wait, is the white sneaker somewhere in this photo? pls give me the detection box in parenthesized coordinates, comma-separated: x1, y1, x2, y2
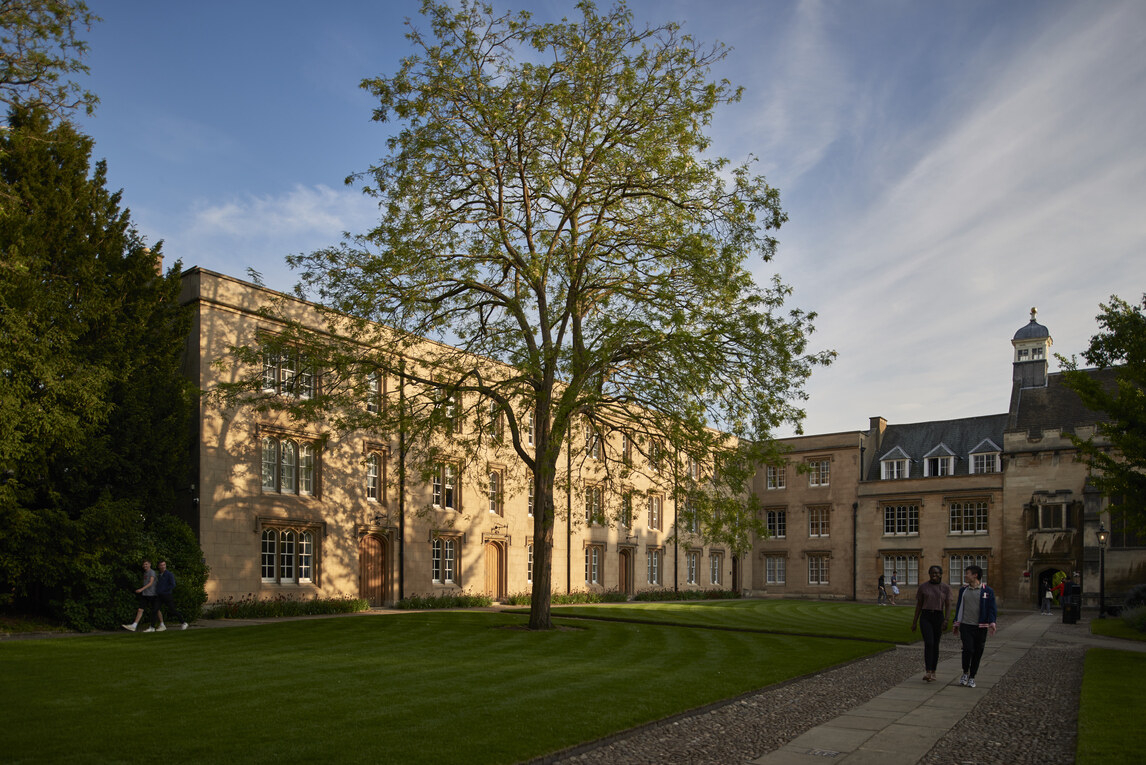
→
(122, 623, 137, 632)
(959, 674, 969, 686)
(157, 624, 167, 632)
(144, 627, 156, 633)
(181, 623, 189, 630)
(968, 678, 976, 688)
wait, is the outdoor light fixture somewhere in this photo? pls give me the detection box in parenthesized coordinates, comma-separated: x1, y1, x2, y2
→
(1097, 522, 1109, 619)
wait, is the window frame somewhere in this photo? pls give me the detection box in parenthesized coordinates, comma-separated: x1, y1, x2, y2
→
(807, 458, 830, 487)
(261, 433, 318, 497)
(764, 555, 786, 585)
(259, 522, 321, 585)
(648, 493, 663, 531)
(432, 535, 460, 584)
(807, 554, 830, 585)
(949, 499, 989, 535)
(766, 464, 786, 490)
(882, 503, 920, 536)
(808, 505, 831, 538)
(765, 507, 786, 539)
(432, 463, 460, 511)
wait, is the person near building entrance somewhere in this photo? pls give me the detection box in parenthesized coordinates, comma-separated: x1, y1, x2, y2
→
(890, 572, 900, 605)
(1041, 582, 1054, 615)
(912, 565, 951, 682)
(952, 564, 997, 688)
(877, 574, 888, 605)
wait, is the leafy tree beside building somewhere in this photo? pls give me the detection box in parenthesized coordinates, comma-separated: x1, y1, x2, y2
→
(1061, 295, 1146, 534)
(234, 2, 830, 629)
(0, 107, 205, 629)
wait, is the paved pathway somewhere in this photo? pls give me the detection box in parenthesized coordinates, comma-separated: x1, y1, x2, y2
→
(747, 613, 1139, 765)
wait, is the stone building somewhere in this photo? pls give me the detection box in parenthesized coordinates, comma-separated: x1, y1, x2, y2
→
(181, 269, 1142, 609)
(181, 268, 738, 604)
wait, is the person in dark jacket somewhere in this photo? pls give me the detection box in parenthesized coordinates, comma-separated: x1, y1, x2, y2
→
(155, 560, 189, 631)
(952, 564, 997, 688)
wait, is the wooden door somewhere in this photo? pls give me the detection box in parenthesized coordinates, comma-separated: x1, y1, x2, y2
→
(359, 535, 387, 606)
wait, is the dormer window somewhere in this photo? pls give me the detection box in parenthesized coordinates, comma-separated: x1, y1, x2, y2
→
(922, 444, 956, 477)
(879, 446, 911, 480)
(1017, 348, 1029, 360)
(969, 439, 1002, 474)
(882, 459, 907, 480)
(1031, 347, 1044, 359)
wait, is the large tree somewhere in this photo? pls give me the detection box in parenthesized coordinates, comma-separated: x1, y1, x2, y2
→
(249, 1, 829, 629)
(0, 0, 98, 123)
(1060, 295, 1146, 533)
(0, 106, 205, 628)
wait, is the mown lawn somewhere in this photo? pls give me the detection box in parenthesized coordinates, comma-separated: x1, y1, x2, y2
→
(1076, 648, 1146, 764)
(545, 597, 919, 643)
(0, 606, 896, 764)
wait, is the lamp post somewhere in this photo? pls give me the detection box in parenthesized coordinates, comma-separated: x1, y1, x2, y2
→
(1097, 522, 1109, 619)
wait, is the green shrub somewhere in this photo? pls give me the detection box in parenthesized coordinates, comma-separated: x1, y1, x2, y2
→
(633, 588, 741, 601)
(395, 592, 493, 609)
(1123, 583, 1146, 611)
(203, 594, 369, 619)
(1121, 605, 1146, 634)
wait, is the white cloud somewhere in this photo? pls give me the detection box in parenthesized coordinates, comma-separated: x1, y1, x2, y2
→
(161, 185, 380, 293)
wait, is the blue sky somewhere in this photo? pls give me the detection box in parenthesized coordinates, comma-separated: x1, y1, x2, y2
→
(76, 1, 1146, 437)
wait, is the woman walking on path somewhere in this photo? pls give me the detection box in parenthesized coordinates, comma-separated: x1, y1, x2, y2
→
(911, 565, 951, 682)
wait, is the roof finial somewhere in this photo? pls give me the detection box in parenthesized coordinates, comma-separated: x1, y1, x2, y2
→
(1030, 306, 1038, 322)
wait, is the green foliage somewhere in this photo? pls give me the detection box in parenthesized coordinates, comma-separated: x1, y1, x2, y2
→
(230, 0, 830, 630)
(0, 0, 99, 122)
(1060, 294, 1146, 533)
(395, 592, 493, 609)
(1121, 606, 1146, 634)
(203, 594, 369, 619)
(1123, 582, 1146, 611)
(633, 588, 741, 601)
(504, 589, 631, 605)
(0, 106, 202, 628)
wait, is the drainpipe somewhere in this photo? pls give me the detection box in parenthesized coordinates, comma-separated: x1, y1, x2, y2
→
(567, 425, 572, 594)
(398, 361, 407, 601)
(852, 502, 859, 602)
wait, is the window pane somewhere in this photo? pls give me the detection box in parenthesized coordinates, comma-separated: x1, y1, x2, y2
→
(280, 530, 295, 581)
(299, 532, 313, 582)
(261, 529, 276, 581)
(281, 441, 297, 494)
(299, 444, 314, 495)
(262, 438, 278, 490)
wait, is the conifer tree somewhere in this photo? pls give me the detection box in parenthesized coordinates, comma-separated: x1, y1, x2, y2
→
(0, 106, 204, 628)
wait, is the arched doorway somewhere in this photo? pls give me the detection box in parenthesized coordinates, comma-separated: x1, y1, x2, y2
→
(1038, 567, 1065, 608)
(359, 534, 388, 606)
(618, 549, 633, 597)
(484, 541, 506, 601)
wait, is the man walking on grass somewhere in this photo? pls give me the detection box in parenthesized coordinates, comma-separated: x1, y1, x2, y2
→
(952, 564, 997, 688)
(154, 560, 189, 631)
(122, 560, 159, 632)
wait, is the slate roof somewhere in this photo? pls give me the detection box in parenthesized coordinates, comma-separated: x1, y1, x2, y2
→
(1009, 368, 1116, 436)
(1013, 317, 1050, 340)
(866, 413, 1009, 481)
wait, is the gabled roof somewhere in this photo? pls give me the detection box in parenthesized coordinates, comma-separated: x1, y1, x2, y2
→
(969, 438, 1001, 454)
(866, 413, 1008, 481)
(880, 446, 911, 461)
(922, 443, 956, 459)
